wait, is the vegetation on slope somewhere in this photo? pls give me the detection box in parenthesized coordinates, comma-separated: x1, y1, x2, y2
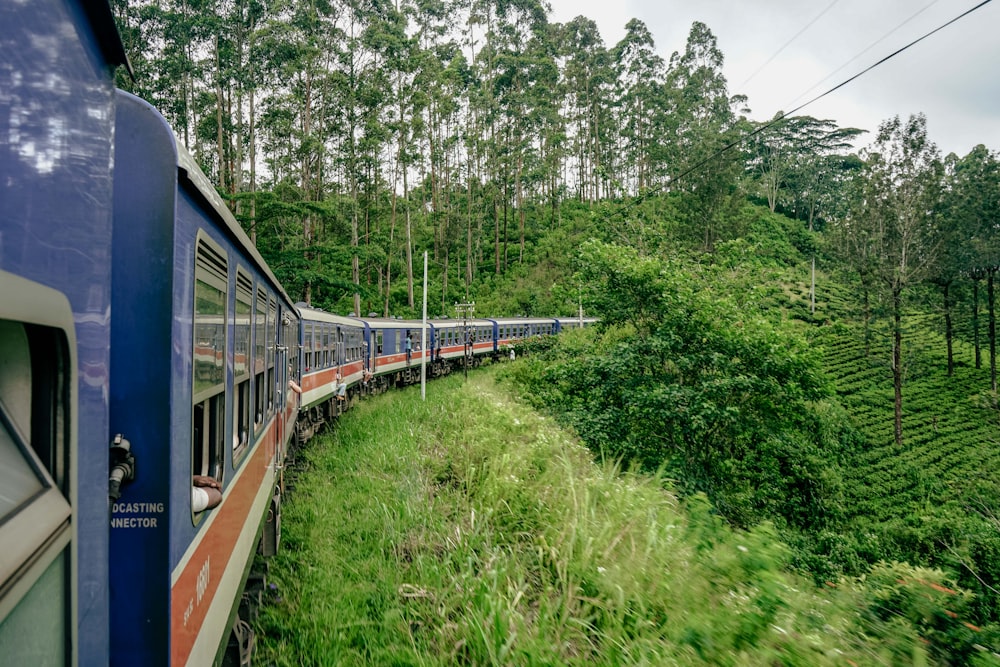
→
(257, 368, 991, 665)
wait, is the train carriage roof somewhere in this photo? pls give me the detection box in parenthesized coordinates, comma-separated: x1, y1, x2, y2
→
(175, 142, 296, 312)
(296, 304, 366, 328)
(490, 317, 558, 325)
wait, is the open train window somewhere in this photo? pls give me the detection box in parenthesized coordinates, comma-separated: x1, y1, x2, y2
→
(233, 268, 252, 462)
(304, 322, 313, 371)
(192, 234, 228, 516)
(0, 272, 75, 664)
(267, 297, 276, 416)
(284, 313, 299, 391)
(254, 287, 267, 434)
(323, 325, 331, 368)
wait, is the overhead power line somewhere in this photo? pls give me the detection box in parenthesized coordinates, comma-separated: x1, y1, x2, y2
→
(658, 0, 995, 197)
(779, 0, 944, 113)
(737, 0, 840, 91)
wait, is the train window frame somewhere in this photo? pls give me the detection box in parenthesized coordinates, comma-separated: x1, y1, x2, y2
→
(267, 296, 276, 417)
(254, 286, 267, 435)
(192, 233, 228, 519)
(233, 268, 252, 464)
(304, 322, 313, 371)
(0, 271, 76, 663)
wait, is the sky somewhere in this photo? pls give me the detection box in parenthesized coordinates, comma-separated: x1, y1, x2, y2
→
(545, 0, 1000, 158)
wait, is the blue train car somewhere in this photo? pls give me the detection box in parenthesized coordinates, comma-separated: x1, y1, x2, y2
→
(555, 316, 597, 332)
(427, 317, 496, 369)
(109, 90, 299, 666)
(492, 317, 559, 349)
(356, 317, 429, 387)
(295, 306, 366, 443)
(0, 0, 128, 663)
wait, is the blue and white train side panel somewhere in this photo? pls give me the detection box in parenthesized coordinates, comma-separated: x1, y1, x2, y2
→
(0, 0, 127, 664)
(110, 90, 298, 666)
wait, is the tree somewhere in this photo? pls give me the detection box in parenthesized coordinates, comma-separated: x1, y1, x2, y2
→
(611, 19, 666, 195)
(662, 21, 745, 252)
(748, 114, 864, 225)
(947, 146, 1000, 385)
(849, 114, 944, 446)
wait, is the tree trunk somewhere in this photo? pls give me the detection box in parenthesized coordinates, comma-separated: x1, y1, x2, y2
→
(990, 270, 997, 392)
(973, 278, 982, 369)
(943, 281, 954, 377)
(215, 35, 226, 193)
(892, 286, 903, 448)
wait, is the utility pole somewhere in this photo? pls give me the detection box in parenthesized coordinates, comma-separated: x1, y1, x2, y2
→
(455, 302, 475, 380)
(421, 252, 428, 400)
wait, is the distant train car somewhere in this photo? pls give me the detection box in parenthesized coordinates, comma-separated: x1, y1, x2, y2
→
(294, 306, 366, 444)
(492, 317, 559, 350)
(555, 316, 599, 332)
(428, 317, 497, 369)
(0, 0, 128, 663)
(108, 90, 299, 666)
(357, 317, 430, 386)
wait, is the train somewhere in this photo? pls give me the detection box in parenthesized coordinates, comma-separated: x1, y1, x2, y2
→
(0, 1, 592, 665)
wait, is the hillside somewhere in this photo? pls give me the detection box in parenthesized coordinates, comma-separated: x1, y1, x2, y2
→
(256, 368, 979, 665)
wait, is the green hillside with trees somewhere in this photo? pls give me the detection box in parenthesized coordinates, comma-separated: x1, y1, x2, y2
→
(111, 1, 1000, 661)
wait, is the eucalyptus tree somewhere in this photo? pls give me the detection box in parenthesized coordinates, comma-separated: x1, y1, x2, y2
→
(409, 0, 463, 305)
(662, 21, 745, 252)
(950, 145, 1000, 386)
(611, 19, 666, 196)
(112, 0, 211, 147)
(934, 150, 987, 376)
(253, 0, 346, 305)
(557, 16, 612, 203)
(492, 0, 555, 266)
(849, 114, 944, 446)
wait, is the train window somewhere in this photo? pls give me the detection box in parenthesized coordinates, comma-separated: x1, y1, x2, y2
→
(327, 325, 334, 366)
(233, 269, 252, 460)
(323, 325, 331, 368)
(254, 287, 267, 432)
(376, 331, 383, 355)
(285, 314, 299, 390)
(0, 273, 75, 664)
(267, 297, 276, 416)
(192, 235, 227, 503)
(304, 322, 313, 371)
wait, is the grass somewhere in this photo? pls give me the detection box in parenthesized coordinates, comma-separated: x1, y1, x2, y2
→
(254, 364, 950, 666)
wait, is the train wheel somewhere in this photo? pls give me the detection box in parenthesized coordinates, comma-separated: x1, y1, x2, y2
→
(221, 615, 255, 667)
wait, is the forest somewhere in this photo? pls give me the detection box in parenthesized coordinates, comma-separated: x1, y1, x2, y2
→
(113, 0, 1000, 661)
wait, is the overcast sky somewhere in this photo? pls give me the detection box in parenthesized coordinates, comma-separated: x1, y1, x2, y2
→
(545, 0, 1000, 158)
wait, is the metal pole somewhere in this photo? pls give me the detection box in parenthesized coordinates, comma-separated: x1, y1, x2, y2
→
(421, 251, 428, 400)
(454, 302, 475, 381)
(811, 255, 816, 316)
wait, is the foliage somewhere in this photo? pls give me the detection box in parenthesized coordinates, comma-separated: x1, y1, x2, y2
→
(508, 240, 844, 531)
(256, 367, 983, 665)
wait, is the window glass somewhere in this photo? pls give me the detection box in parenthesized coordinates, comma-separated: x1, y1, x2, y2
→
(0, 416, 44, 521)
(0, 550, 67, 664)
(254, 288, 267, 427)
(193, 279, 225, 397)
(192, 235, 228, 498)
(0, 282, 73, 662)
(234, 271, 251, 381)
(267, 298, 276, 414)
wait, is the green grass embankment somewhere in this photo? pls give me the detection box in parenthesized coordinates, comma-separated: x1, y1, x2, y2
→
(255, 365, 966, 666)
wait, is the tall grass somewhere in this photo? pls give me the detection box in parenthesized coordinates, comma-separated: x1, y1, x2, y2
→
(255, 365, 955, 665)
